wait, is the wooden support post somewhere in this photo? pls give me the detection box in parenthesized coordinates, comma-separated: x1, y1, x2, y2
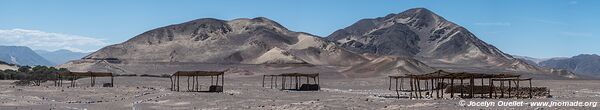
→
(424, 79, 428, 97)
(221, 74, 224, 87)
(295, 76, 299, 90)
(395, 78, 399, 99)
(192, 76, 196, 91)
(529, 79, 532, 99)
(516, 80, 520, 98)
(306, 77, 309, 84)
(271, 76, 274, 88)
(435, 78, 439, 99)
(489, 78, 493, 98)
(508, 80, 511, 98)
(90, 76, 93, 87)
(417, 79, 422, 98)
(409, 78, 414, 99)
(57, 75, 60, 87)
(500, 81, 504, 98)
(414, 79, 419, 98)
(460, 78, 464, 97)
(187, 76, 190, 91)
(317, 75, 320, 85)
(450, 78, 454, 98)
(470, 77, 474, 98)
(395, 78, 398, 92)
(262, 75, 265, 87)
(440, 78, 444, 99)
(111, 75, 114, 87)
(481, 78, 484, 98)
(216, 74, 219, 86)
(193, 76, 196, 91)
(170, 76, 173, 91)
(177, 75, 180, 91)
(431, 78, 434, 98)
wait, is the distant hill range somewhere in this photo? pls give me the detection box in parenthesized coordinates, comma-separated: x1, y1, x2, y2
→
(35, 49, 89, 66)
(58, 8, 576, 79)
(0, 46, 54, 66)
(516, 54, 600, 78)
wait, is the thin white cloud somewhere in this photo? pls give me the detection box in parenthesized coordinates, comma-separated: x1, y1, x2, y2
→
(560, 31, 593, 37)
(474, 22, 511, 26)
(0, 28, 109, 52)
(569, 1, 579, 5)
(532, 19, 567, 25)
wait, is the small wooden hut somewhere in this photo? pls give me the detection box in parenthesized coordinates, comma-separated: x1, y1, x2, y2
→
(388, 70, 543, 99)
(170, 71, 225, 92)
(56, 71, 114, 87)
(262, 73, 320, 91)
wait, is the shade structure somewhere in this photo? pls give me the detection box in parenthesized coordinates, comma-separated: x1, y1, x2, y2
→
(170, 71, 225, 92)
(388, 70, 544, 99)
(55, 71, 114, 87)
(263, 73, 320, 91)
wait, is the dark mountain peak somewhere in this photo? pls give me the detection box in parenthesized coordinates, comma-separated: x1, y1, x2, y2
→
(188, 18, 227, 23)
(326, 7, 543, 75)
(251, 17, 274, 22)
(573, 54, 599, 58)
(230, 17, 289, 31)
(397, 7, 446, 24)
(403, 7, 434, 14)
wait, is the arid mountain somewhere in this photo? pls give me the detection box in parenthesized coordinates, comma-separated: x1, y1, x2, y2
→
(35, 49, 89, 65)
(83, 17, 367, 66)
(327, 8, 539, 72)
(59, 8, 576, 78)
(539, 54, 600, 78)
(61, 17, 433, 76)
(0, 46, 53, 66)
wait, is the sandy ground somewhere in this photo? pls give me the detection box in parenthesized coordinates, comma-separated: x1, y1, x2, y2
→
(0, 77, 599, 110)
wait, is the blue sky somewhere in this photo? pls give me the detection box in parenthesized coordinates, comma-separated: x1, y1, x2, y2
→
(0, 0, 598, 58)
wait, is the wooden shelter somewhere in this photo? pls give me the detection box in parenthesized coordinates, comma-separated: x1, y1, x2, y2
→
(170, 71, 225, 92)
(388, 70, 538, 99)
(56, 71, 114, 87)
(262, 73, 320, 91)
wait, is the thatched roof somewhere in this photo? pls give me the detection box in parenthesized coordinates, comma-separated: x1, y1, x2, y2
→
(172, 71, 224, 76)
(389, 70, 521, 79)
(58, 71, 113, 77)
(266, 73, 319, 78)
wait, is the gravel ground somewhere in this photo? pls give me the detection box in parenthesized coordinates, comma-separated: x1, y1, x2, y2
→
(0, 77, 598, 110)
